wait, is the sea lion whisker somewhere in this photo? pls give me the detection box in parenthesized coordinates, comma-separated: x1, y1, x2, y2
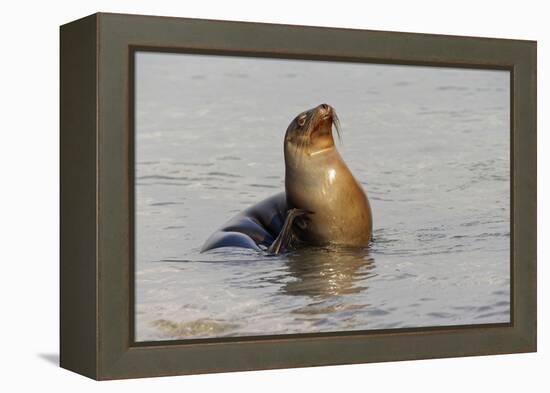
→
(332, 112, 343, 144)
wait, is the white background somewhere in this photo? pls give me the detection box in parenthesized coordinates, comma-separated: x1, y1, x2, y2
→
(0, 0, 546, 391)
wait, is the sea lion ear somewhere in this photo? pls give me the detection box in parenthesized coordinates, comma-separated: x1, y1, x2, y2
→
(297, 114, 307, 127)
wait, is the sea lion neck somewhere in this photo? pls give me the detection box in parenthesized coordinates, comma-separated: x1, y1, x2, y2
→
(284, 144, 341, 175)
(308, 130, 336, 153)
(283, 129, 336, 165)
(308, 146, 336, 156)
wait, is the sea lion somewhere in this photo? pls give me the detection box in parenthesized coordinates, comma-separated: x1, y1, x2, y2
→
(201, 103, 372, 254)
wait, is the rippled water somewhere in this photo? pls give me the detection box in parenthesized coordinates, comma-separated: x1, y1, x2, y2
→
(134, 52, 510, 341)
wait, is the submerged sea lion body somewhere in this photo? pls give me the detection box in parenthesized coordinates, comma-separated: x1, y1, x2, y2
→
(201, 104, 372, 253)
(201, 192, 287, 252)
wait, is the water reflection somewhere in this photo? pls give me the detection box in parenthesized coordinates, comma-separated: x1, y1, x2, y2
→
(281, 246, 376, 298)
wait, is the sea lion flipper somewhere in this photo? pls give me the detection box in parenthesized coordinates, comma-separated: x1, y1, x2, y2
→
(267, 209, 308, 255)
(201, 230, 262, 252)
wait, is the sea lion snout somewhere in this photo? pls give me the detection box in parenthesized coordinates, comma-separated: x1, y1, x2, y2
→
(318, 103, 333, 118)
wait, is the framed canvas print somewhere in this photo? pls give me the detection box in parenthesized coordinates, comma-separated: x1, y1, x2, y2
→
(60, 13, 537, 380)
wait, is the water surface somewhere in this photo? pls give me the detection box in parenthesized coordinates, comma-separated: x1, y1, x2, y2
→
(135, 53, 510, 341)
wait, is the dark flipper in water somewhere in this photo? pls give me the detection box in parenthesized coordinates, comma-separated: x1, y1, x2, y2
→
(267, 208, 309, 255)
(200, 192, 288, 253)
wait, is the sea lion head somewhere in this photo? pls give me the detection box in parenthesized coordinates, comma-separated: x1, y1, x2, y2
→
(284, 103, 341, 160)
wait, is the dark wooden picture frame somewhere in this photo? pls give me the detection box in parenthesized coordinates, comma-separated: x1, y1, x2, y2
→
(60, 12, 536, 380)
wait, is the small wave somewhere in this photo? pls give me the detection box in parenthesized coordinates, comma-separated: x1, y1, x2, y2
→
(475, 311, 509, 320)
(204, 185, 234, 191)
(206, 171, 242, 178)
(217, 156, 241, 161)
(248, 183, 278, 189)
(136, 182, 192, 187)
(292, 303, 366, 315)
(138, 175, 187, 180)
(366, 308, 391, 316)
(416, 233, 447, 241)
(451, 232, 509, 240)
(426, 312, 454, 319)
(437, 85, 468, 91)
(137, 161, 160, 165)
(172, 161, 214, 167)
(152, 318, 239, 338)
(369, 196, 395, 202)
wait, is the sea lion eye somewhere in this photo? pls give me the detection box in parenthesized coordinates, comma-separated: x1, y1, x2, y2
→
(297, 115, 306, 127)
